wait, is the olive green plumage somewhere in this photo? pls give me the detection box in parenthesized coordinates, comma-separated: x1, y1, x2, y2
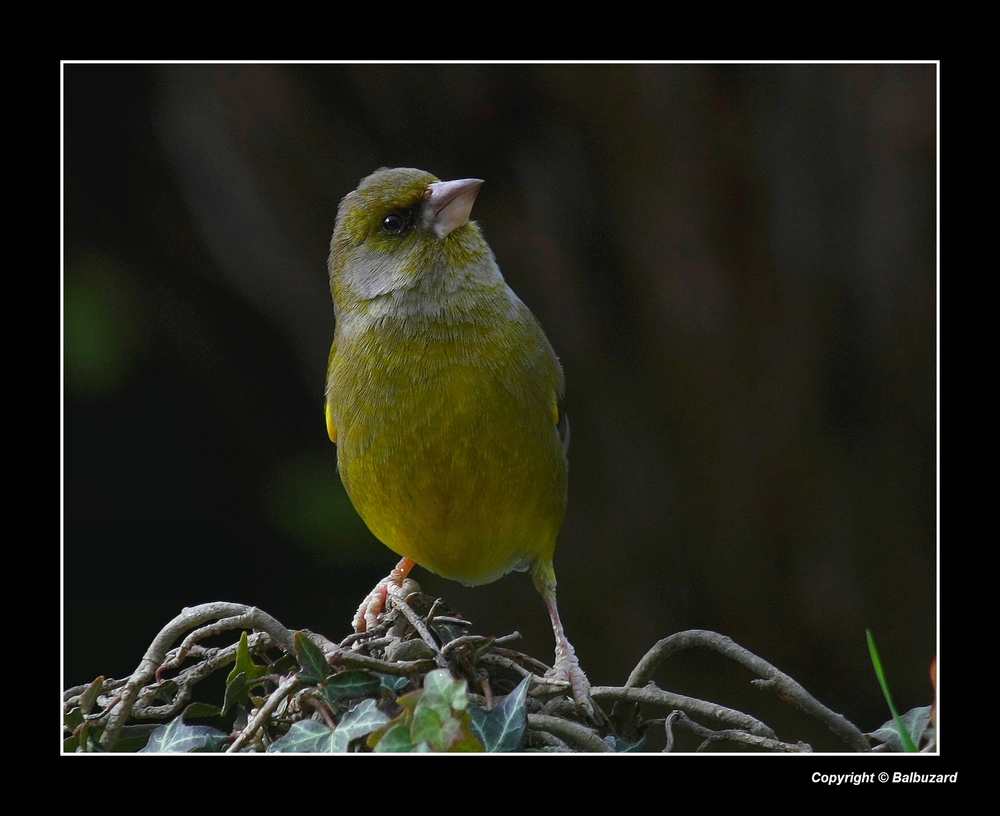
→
(325, 168, 591, 713)
(325, 167, 567, 591)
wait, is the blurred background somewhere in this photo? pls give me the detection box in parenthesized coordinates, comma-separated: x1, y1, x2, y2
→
(63, 63, 936, 751)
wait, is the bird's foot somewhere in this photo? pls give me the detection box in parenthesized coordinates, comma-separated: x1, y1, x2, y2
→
(351, 578, 393, 633)
(547, 648, 596, 719)
(352, 557, 417, 633)
(538, 581, 597, 719)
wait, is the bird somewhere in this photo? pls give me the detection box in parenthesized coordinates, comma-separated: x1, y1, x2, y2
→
(324, 167, 591, 713)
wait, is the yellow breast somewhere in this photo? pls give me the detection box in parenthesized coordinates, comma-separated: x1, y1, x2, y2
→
(326, 305, 566, 585)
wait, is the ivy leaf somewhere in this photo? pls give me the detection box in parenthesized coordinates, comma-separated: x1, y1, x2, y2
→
(113, 723, 164, 753)
(268, 720, 338, 753)
(612, 735, 647, 752)
(183, 702, 224, 720)
(469, 675, 530, 752)
(294, 631, 331, 684)
(226, 631, 269, 687)
(412, 670, 482, 752)
(371, 722, 414, 752)
(269, 701, 390, 753)
(330, 699, 390, 750)
(869, 705, 933, 751)
(379, 673, 410, 694)
(139, 717, 228, 753)
(322, 670, 381, 704)
(424, 669, 468, 712)
(411, 705, 447, 748)
(64, 706, 85, 733)
(223, 671, 250, 715)
(79, 676, 104, 716)
(367, 669, 483, 752)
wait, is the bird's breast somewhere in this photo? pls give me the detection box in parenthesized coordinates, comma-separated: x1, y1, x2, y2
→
(328, 310, 566, 584)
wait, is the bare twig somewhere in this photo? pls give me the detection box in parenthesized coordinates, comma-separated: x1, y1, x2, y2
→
(477, 651, 535, 679)
(594, 684, 775, 737)
(662, 710, 811, 753)
(528, 729, 573, 751)
(625, 629, 870, 752)
(337, 652, 437, 676)
(387, 593, 448, 668)
(133, 632, 277, 721)
(440, 634, 495, 658)
(528, 714, 613, 753)
(491, 646, 552, 676)
(227, 674, 301, 753)
(68, 597, 872, 754)
(99, 602, 292, 749)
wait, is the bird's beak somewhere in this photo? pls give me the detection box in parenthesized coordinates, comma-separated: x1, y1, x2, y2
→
(425, 178, 484, 240)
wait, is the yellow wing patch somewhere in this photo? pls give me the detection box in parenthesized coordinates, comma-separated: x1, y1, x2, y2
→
(325, 400, 338, 444)
(325, 340, 338, 444)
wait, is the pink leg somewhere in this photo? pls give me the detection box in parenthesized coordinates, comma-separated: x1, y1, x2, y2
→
(543, 587, 595, 717)
(353, 557, 416, 632)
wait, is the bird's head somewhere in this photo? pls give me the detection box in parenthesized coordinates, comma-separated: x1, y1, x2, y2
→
(329, 168, 497, 314)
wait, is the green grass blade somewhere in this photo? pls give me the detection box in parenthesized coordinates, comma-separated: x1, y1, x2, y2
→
(867, 629, 918, 752)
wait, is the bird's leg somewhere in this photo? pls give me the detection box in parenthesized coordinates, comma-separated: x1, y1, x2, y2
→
(533, 561, 595, 717)
(353, 557, 416, 632)
(543, 588, 595, 717)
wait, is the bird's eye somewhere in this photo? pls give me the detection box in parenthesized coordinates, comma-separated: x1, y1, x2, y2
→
(381, 211, 410, 235)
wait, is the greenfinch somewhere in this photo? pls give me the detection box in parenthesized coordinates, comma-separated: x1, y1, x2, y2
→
(325, 167, 591, 711)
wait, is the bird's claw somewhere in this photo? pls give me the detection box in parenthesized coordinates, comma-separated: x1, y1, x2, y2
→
(352, 578, 410, 632)
(352, 581, 387, 633)
(353, 559, 419, 633)
(548, 653, 596, 720)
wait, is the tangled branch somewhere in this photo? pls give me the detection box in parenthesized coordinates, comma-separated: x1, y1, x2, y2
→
(63, 596, 878, 753)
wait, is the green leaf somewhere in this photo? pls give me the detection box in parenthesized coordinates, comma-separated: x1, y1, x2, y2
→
(439, 718, 484, 753)
(226, 631, 269, 687)
(427, 613, 476, 647)
(295, 631, 331, 684)
(411, 671, 482, 752)
(371, 722, 414, 752)
(63, 713, 91, 753)
(113, 723, 164, 753)
(366, 670, 483, 753)
(64, 706, 85, 732)
(268, 719, 338, 753)
(411, 705, 446, 747)
(223, 671, 250, 715)
(469, 675, 530, 752)
(79, 676, 104, 716)
(271, 653, 299, 675)
(331, 699, 391, 749)
(395, 688, 423, 714)
(869, 705, 933, 752)
(140, 718, 228, 753)
(379, 673, 410, 694)
(267, 701, 390, 753)
(867, 629, 919, 752)
(420, 668, 467, 722)
(388, 639, 437, 661)
(183, 702, 224, 720)
(322, 670, 382, 703)
(613, 735, 647, 752)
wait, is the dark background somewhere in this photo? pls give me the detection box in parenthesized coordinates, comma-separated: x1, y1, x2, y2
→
(63, 63, 937, 751)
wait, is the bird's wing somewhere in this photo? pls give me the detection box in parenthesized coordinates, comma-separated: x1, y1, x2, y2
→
(324, 340, 338, 444)
(556, 397, 569, 455)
